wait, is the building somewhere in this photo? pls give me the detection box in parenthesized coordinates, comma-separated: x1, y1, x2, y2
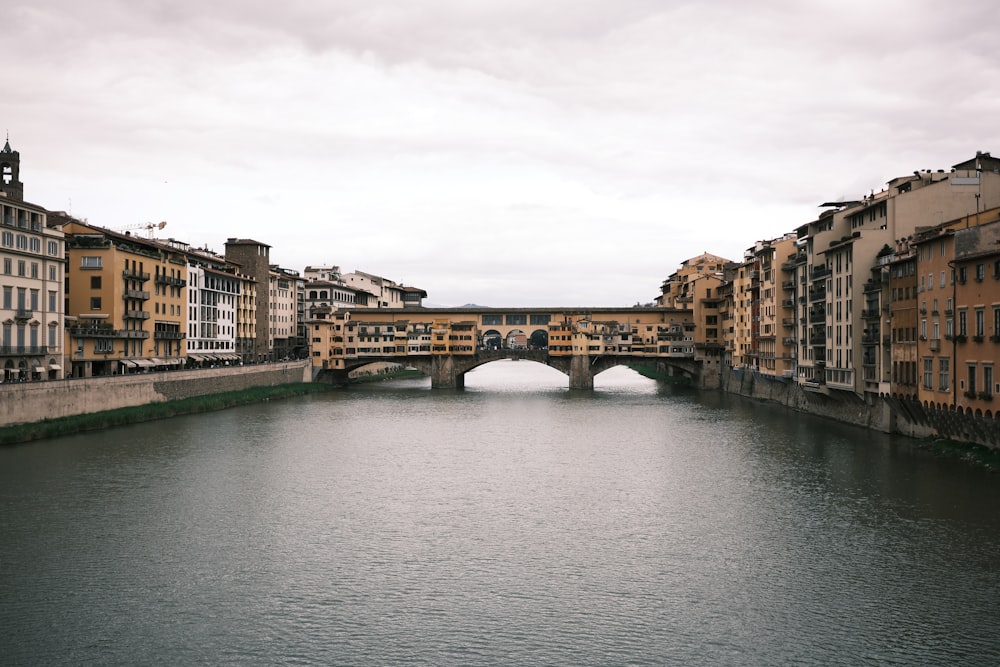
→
(0, 139, 65, 381)
(61, 218, 187, 377)
(225, 238, 271, 362)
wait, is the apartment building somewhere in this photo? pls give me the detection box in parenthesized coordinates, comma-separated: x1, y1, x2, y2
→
(183, 246, 242, 364)
(341, 270, 426, 309)
(61, 218, 187, 377)
(0, 140, 65, 381)
(268, 266, 301, 360)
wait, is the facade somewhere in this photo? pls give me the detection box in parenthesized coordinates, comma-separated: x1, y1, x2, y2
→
(268, 266, 300, 360)
(0, 140, 65, 381)
(224, 238, 271, 362)
(184, 246, 241, 365)
(61, 218, 187, 377)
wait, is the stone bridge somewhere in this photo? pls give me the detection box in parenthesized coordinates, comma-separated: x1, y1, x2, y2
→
(310, 307, 704, 390)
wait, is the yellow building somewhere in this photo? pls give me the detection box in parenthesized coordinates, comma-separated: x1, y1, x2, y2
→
(61, 218, 187, 377)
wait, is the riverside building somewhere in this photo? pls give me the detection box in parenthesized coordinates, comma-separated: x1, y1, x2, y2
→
(0, 139, 65, 381)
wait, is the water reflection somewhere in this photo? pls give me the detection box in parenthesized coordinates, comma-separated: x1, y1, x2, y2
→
(2, 362, 999, 666)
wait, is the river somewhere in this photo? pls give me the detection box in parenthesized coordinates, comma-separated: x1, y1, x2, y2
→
(2, 361, 999, 666)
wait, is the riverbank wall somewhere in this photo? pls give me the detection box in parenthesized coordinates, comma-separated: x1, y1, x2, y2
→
(719, 366, 999, 449)
(0, 361, 312, 427)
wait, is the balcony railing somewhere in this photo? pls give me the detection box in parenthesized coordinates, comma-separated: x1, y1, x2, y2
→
(124, 290, 150, 301)
(154, 330, 186, 340)
(0, 346, 48, 355)
(155, 275, 188, 287)
(123, 269, 151, 281)
(14, 308, 32, 320)
(929, 338, 940, 351)
(810, 266, 830, 280)
(123, 310, 150, 320)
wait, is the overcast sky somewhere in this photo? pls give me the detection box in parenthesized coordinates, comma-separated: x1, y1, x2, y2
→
(7, 1, 998, 306)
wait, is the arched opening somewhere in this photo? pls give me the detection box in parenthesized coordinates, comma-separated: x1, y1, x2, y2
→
(506, 329, 527, 350)
(529, 329, 548, 349)
(481, 329, 502, 350)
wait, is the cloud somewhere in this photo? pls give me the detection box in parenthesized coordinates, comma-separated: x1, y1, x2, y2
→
(7, 1, 1000, 306)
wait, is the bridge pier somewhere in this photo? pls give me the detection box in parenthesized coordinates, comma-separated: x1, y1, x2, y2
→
(429, 356, 465, 389)
(568, 355, 594, 390)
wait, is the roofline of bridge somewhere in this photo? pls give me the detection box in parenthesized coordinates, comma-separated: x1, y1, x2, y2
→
(341, 306, 685, 315)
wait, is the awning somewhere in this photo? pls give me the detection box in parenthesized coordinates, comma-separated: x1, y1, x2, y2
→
(135, 359, 156, 368)
(34, 366, 46, 373)
(120, 360, 137, 368)
(165, 358, 181, 365)
(149, 358, 165, 365)
(187, 354, 205, 361)
(48, 364, 61, 370)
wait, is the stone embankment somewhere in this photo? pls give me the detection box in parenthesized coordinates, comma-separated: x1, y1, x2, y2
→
(0, 361, 312, 428)
(718, 366, 999, 450)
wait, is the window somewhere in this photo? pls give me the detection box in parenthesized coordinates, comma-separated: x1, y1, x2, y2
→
(975, 309, 985, 338)
(940, 271, 946, 288)
(47, 240, 59, 256)
(967, 365, 977, 395)
(29, 238, 40, 253)
(15, 234, 27, 249)
(90, 276, 101, 289)
(2, 258, 9, 274)
(1, 231, 11, 246)
(17, 260, 25, 276)
(2, 286, 10, 309)
(976, 263, 986, 281)
(986, 366, 994, 397)
(81, 256, 102, 269)
(959, 310, 967, 336)
(958, 267, 968, 284)
(90, 297, 102, 310)
(923, 358, 933, 389)
(939, 358, 950, 391)
(48, 291, 56, 312)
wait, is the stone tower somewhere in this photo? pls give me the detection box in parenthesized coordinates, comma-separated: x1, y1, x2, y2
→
(225, 238, 271, 362)
(1, 137, 24, 202)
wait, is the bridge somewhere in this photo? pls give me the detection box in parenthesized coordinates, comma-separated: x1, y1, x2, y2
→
(309, 307, 704, 389)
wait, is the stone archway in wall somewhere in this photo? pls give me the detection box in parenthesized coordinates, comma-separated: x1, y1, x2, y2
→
(529, 329, 548, 349)
(506, 329, 527, 349)
(482, 329, 502, 350)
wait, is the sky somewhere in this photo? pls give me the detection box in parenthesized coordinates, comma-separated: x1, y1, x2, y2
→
(6, 1, 998, 307)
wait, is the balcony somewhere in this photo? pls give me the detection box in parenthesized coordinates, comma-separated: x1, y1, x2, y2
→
(808, 288, 826, 302)
(123, 310, 150, 320)
(861, 309, 880, 319)
(782, 318, 796, 328)
(154, 330, 186, 340)
(0, 345, 48, 355)
(123, 269, 151, 281)
(155, 275, 187, 287)
(119, 329, 150, 339)
(929, 338, 940, 352)
(69, 324, 116, 338)
(14, 308, 32, 320)
(781, 280, 796, 290)
(864, 282, 881, 293)
(124, 290, 150, 301)
(810, 266, 830, 280)
(809, 334, 826, 346)
(781, 299, 796, 308)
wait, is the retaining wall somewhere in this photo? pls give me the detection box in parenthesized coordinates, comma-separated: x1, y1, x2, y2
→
(720, 366, 997, 449)
(0, 361, 312, 427)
